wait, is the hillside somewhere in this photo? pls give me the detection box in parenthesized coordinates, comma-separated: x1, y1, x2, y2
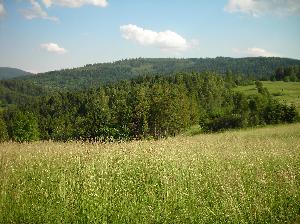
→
(1, 73, 298, 142)
(20, 57, 300, 90)
(235, 81, 300, 113)
(0, 67, 32, 80)
(1, 124, 299, 223)
(0, 80, 49, 107)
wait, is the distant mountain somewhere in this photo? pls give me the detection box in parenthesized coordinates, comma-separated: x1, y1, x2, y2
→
(0, 67, 32, 80)
(19, 57, 300, 90)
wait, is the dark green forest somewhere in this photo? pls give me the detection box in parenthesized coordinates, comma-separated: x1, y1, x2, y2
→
(272, 65, 300, 82)
(0, 80, 49, 107)
(0, 72, 298, 142)
(1, 57, 300, 142)
(18, 57, 300, 90)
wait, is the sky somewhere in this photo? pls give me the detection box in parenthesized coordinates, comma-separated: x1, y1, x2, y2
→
(0, 0, 299, 73)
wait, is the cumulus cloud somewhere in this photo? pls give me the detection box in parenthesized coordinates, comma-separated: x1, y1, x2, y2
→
(0, 0, 6, 18)
(233, 47, 278, 57)
(20, 0, 59, 21)
(40, 43, 67, 54)
(225, 0, 300, 17)
(120, 24, 197, 52)
(42, 0, 108, 8)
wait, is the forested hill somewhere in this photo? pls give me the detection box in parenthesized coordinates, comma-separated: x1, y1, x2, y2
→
(1, 73, 298, 142)
(0, 80, 49, 107)
(0, 67, 32, 80)
(19, 57, 300, 90)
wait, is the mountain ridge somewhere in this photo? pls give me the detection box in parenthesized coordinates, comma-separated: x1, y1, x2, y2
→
(7, 57, 300, 90)
(0, 67, 32, 80)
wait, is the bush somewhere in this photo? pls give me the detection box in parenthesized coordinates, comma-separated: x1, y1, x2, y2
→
(281, 104, 298, 123)
(262, 102, 298, 124)
(201, 114, 245, 132)
(283, 76, 290, 82)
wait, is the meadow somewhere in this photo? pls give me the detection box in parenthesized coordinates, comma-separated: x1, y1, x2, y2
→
(0, 124, 300, 223)
(235, 81, 300, 112)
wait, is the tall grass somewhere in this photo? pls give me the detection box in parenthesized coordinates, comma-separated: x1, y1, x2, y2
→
(0, 124, 299, 223)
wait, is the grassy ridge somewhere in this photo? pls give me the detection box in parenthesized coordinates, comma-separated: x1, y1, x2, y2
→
(235, 81, 300, 112)
(0, 124, 300, 223)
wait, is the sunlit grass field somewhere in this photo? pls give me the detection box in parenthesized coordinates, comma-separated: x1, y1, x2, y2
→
(1, 124, 300, 223)
(235, 81, 300, 113)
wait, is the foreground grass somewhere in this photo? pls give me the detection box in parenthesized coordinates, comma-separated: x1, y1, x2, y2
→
(235, 81, 300, 113)
(0, 124, 300, 223)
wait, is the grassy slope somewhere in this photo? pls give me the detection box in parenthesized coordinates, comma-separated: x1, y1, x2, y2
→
(0, 124, 299, 223)
(235, 81, 300, 112)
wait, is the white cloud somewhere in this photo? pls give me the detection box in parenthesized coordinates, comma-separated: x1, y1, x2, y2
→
(120, 24, 197, 52)
(40, 43, 67, 54)
(20, 0, 108, 22)
(233, 47, 278, 57)
(20, 0, 59, 21)
(42, 0, 108, 8)
(0, 0, 6, 18)
(225, 0, 300, 17)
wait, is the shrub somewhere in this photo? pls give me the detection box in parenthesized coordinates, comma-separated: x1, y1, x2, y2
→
(201, 114, 245, 132)
(262, 102, 298, 124)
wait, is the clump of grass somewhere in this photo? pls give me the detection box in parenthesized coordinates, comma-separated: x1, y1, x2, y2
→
(0, 124, 299, 223)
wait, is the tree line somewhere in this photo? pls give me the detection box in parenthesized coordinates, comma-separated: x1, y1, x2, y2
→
(0, 73, 298, 142)
(271, 65, 300, 82)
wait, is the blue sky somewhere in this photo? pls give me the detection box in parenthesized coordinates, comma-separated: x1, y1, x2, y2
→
(0, 0, 299, 73)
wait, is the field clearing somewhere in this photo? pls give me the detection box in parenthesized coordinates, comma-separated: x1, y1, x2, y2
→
(0, 124, 300, 223)
(235, 81, 300, 112)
